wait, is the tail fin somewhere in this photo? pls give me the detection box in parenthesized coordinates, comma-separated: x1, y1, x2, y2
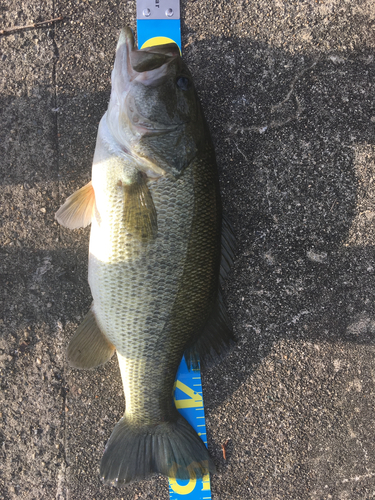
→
(100, 414, 215, 485)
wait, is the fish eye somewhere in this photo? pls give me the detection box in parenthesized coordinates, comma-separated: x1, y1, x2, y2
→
(176, 76, 190, 91)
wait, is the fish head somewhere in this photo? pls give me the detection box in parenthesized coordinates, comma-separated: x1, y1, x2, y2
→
(107, 27, 206, 178)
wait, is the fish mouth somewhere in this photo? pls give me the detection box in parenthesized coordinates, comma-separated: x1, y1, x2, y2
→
(114, 33, 187, 137)
(114, 27, 180, 94)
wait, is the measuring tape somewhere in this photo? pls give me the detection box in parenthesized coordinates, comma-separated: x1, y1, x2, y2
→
(170, 359, 212, 499)
(137, 0, 181, 49)
(136, 3, 212, 499)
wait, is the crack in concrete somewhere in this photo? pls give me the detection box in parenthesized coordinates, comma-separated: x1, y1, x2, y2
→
(233, 141, 249, 162)
(50, 2, 67, 498)
(228, 59, 318, 135)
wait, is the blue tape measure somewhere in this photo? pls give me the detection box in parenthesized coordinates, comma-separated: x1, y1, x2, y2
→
(137, 0, 181, 49)
(170, 358, 212, 499)
(136, 3, 212, 499)
(137, 19, 181, 49)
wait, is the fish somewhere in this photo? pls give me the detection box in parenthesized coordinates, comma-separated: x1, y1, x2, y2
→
(55, 27, 235, 486)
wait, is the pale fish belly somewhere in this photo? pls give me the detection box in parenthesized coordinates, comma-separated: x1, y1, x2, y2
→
(88, 164, 195, 357)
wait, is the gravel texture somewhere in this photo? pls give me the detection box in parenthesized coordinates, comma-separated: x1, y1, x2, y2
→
(1, 0, 375, 499)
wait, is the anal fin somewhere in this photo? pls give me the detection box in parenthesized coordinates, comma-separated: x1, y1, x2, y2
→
(67, 307, 116, 369)
(55, 181, 95, 229)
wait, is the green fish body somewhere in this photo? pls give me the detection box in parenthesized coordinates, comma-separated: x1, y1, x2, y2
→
(56, 27, 234, 486)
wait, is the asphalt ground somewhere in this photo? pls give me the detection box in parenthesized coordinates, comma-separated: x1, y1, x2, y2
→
(1, 1, 375, 499)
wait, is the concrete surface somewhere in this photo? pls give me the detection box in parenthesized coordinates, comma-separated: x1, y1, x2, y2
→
(1, 0, 375, 499)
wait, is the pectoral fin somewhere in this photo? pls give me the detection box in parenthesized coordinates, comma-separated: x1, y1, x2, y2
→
(55, 181, 95, 229)
(123, 174, 158, 242)
(67, 307, 116, 369)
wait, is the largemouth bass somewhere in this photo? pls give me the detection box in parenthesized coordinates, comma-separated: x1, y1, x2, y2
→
(56, 27, 235, 486)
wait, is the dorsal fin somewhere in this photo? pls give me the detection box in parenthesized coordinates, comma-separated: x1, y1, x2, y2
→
(184, 289, 235, 370)
(67, 307, 116, 369)
(220, 215, 236, 283)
